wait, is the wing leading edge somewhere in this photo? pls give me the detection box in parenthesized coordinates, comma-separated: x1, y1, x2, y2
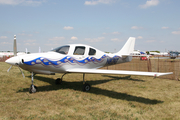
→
(66, 68, 173, 77)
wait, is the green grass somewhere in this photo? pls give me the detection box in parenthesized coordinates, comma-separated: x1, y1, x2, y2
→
(0, 62, 180, 119)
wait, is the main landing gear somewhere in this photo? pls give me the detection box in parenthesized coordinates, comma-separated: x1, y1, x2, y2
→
(55, 73, 91, 92)
(55, 73, 67, 85)
(29, 72, 37, 93)
(82, 73, 91, 92)
(29, 72, 91, 93)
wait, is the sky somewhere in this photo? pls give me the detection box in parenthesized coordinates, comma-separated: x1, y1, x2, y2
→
(0, 0, 180, 53)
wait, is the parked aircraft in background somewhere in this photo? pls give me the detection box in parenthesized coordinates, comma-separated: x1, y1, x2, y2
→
(132, 50, 146, 56)
(0, 52, 26, 57)
(5, 35, 173, 93)
(169, 51, 179, 59)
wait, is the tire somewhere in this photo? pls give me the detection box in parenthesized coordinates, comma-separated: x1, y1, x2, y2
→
(55, 78, 62, 85)
(29, 84, 37, 93)
(82, 83, 91, 92)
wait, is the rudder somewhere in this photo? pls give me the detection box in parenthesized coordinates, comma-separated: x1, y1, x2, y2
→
(117, 37, 135, 55)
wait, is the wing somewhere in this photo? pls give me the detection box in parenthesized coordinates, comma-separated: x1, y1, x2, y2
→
(66, 68, 173, 77)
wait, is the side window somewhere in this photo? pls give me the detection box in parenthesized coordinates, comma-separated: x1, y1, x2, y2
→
(89, 48, 96, 55)
(73, 46, 85, 55)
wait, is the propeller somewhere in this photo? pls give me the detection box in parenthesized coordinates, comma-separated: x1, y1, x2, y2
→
(18, 66, 25, 78)
(7, 65, 25, 78)
(13, 35, 17, 56)
(7, 65, 12, 72)
(6, 35, 25, 78)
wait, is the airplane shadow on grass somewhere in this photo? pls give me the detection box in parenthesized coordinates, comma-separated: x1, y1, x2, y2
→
(17, 74, 163, 105)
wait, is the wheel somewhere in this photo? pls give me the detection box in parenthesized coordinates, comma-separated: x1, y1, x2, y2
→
(82, 83, 91, 92)
(55, 78, 62, 85)
(29, 84, 37, 93)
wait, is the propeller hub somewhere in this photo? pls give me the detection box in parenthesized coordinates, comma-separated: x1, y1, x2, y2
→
(5, 56, 20, 66)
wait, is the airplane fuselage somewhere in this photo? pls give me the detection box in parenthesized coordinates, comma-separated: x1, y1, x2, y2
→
(6, 44, 132, 75)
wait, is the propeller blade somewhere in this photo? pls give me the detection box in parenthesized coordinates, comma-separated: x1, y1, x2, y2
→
(7, 65, 25, 78)
(18, 66, 25, 78)
(13, 35, 17, 56)
(7, 65, 12, 72)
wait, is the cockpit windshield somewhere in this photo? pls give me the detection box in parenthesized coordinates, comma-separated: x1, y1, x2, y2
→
(51, 45, 70, 54)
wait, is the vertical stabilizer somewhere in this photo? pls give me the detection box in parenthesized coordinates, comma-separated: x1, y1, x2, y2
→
(117, 37, 135, 55)
(13, 35, 17, 56)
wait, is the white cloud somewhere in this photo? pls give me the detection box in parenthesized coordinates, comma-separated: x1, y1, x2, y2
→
(24, 39, 36, 43)
(24, 42, 37, 46)
(18, 33, 33, 36)
(131, 26, 143, 30)
(111, 38, 123, 42)
(139, 0, 159, 9)
(23, 39, 37, 46)
(49, 37, 65, 41)
(136, 36, 143, 39)
(146, 40, 155, 43)
(63, 26, 74, 30)
(25, 0, 45, 5)
(71, 36, 78, 40)
(45, 43, 60, 47)
(85, 37, 105, 42)
(0, 0, 22, 5)
(112, 31, 120, 35)
(172, 31, 180, 35)
(160, 40, 164, 43)
(1, 42, 11, 45)
(162, 27, 169, 29)
(103, 31, 120, 35)
(0, 36, 7, 39)
(84, 1, 98, 5)
(0, 0, 46, 6)
(103, 32, 107, 35)
(84, 0, 115, 5)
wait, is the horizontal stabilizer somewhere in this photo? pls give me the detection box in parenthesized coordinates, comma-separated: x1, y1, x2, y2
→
(67, 68, 173, 77)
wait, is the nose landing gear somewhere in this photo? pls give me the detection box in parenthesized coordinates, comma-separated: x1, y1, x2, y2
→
(29, 84, 37, 93)
(29, 72, 37, 93)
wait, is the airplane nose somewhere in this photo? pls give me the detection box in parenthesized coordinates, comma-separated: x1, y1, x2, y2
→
(5, 56, 20, 66)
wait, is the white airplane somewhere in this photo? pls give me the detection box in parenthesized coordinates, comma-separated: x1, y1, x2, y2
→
(5, 35, 173, 93)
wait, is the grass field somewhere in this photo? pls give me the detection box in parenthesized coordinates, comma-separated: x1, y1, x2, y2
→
(0, 62, 180, 120)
